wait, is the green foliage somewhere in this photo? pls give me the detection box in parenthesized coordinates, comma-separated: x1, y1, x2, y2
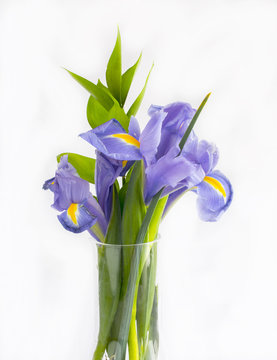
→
(66, 29, 153, 133)
(127, 63, 154, 118)
(113, 188, 164, 360)
(121, 53, 142, 107)
(65, 69, 114, 110)
(136, 195, 168, 357)
(86, 96, 110, 128)
(121, 161, 146, 293)
(106, 28, 122, 104)
(179, 92, 211, 152)
(93, 187, 122, 360)
(57, 152, 95, 184)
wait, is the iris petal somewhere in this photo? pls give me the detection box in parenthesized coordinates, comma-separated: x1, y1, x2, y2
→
(145, 147, 203, 204)
(139, 110, 166, 166)
(95, 151, 122, 220)
(58, 203, 97, 233)
(80, 119, 142, 161)
(128, 116, 141, 139)
(196, 170, 233, 221)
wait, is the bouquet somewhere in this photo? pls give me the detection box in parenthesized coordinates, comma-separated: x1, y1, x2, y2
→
(43, 30, 233, 360)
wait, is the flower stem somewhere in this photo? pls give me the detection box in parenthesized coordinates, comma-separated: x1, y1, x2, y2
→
(128, 291, 139, 360)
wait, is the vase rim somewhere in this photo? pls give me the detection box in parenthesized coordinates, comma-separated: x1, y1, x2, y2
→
(91, 234, 161, 248)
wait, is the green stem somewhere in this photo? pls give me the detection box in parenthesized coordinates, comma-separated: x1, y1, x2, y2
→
(92, 340, 106, 360)
(128, 294, 139, 360)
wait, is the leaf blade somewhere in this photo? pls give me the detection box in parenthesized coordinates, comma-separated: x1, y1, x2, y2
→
(65, 69, 114, 110)
(121, 53, 142, 107)
(57, 153, 96, 183)
(86, 96, 109, 128)
(179, 92, 211, 152)
(127, 63, 154, 118)
(106, 28, 122, 103)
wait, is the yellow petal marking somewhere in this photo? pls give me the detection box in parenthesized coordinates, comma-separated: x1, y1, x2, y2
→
(204, 176, 226, 198)
(67, 203, 78, 225)
(111, 133, 140, 148)
(122, 160, 128, 168)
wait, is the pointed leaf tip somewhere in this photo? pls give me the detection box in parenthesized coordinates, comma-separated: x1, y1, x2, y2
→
(127, 63, 154, 118)
(106, 28, 122, 104)
(179, 92, 211, 152)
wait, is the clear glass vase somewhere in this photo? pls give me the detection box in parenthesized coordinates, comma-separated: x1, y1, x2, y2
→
(91, 239, 160, 360)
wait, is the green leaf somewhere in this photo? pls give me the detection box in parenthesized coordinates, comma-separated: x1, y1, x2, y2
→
(65, 69, 114, 110)
(97, 79, 130, 131)
(136, 195, 167, 356)
(57, 153, 95, 183)
(179, 92, 211, 152)
(106, 28, 122, 104)
(121, 53, 142, 107)
(87, 96, 110, 128)
(93, 187, 122, 360)
(145, 286, 159, 360)
(107, 101, 130, 131)
(113, 187, 164, 360)
(137, 244, 157, 358)
(127, 63, 154, 118)
(121, 161, 146, 292)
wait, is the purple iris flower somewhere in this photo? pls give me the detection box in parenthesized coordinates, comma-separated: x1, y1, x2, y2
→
(43, 155, 107, 236)
(79, 105, 200, 205)
(95, 151, 123, 220)
(79, 101, 232, 222)
(165, 139, 233, 221)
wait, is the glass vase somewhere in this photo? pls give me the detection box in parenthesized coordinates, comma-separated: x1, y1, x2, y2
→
(91, 239, 160, 360)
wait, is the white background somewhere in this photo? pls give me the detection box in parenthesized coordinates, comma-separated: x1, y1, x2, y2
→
(1, 0, 277, 359)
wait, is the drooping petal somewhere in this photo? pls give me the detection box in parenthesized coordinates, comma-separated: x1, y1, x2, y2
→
(139, 110, 166, 166)
(156, 102, 196, 159)
(95, 151, 122, 220)
(148, 104, 163, 116)
(144, 147, 203, 204)
(83, 193, 108, 239)
(58, 203, 97, 233)
(182, 139, 219, 174)
(53, 170, 90, 211)
(43, 177, 56, 191)
(58, 155, 77, 175)
(128, 116, 141, 140)
(80, 119, 142, 161)
(195, 170, 233, 221)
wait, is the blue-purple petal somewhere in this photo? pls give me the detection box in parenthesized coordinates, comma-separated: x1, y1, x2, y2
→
(58, 203, 97, 233)
(196, 170, 233, 221)
(144, 147, 203, 204)
(52, 170, 90, 211)
(156, 102, 196, 159)
(139, 110, 166, 166)
(83, 193, 108, 237)
(128, 116, 141, 140)
(80, 119, 142, 161)
(95, 151, 122, 220)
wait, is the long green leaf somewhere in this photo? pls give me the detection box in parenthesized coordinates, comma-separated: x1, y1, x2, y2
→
(65, 69, 114, 110)
(57, 153, 95, 183)
(97, 79, 130, 131)
(93, 187, 122, 360)
(113, 188, 163, 360)
(106, 28, 122, 104)
(86, 96, 110, 128)
(127, 63, 154, 118)
(179, 92, 211, 152)
(121, 53, 142, 107)
(121, 161, 146, 292)
(145, 286, 159, 360)
(136, 195, 167, 356)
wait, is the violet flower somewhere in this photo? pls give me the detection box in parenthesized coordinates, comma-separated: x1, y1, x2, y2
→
(43, 155, 107, 236)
